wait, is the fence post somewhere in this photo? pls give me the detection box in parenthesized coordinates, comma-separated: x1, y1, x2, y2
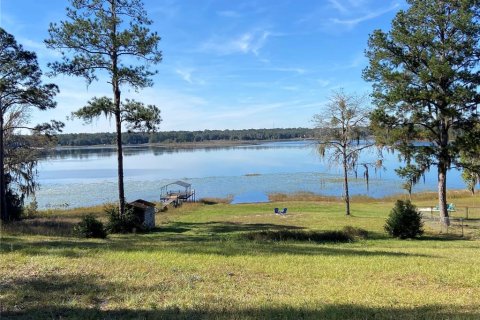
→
(460, 218, 464, 237)
(465, 206, 469, 219)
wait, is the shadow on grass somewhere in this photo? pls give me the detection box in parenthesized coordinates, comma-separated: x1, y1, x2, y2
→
(3, 302, 479, 320)
(419, 235, 470, 241)
(1, 231, 435, 259)
(160, 221, 304, 233)
(2, 268, 478, 319)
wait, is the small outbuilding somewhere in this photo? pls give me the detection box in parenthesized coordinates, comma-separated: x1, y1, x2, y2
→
(127, 199, 156, 229)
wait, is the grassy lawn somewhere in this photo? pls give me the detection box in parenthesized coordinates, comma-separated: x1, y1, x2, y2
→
(1, 193, 480, 319)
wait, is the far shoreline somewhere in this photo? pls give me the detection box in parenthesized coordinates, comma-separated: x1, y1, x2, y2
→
(54, 138, 315, 150)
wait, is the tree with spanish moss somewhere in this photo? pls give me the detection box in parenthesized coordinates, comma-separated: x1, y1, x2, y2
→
(364, 0, 480, 225)
(0, 28, 62, 221)
(313, 90, 377, 216)
(46, 0, 162, 217)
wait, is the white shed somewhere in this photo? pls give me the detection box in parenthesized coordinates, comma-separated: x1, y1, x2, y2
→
(127, 199, 156, 229)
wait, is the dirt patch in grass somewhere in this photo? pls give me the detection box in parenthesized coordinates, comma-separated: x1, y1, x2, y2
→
(199, 197, 233, 205)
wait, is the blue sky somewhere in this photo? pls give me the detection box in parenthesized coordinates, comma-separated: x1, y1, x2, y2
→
(1, 0, 406, 133)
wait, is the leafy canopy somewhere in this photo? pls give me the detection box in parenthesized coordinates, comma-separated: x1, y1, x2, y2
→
(72, 96, 161, 132)
(45, 0, 162, 88)
(1, 28, 63, 221)
(364, 0, 480, 174)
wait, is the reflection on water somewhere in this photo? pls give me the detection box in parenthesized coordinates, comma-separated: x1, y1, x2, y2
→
(232, 191, 274, 204)
(42, 142, 311, 160)
(34, 140, 467, 209)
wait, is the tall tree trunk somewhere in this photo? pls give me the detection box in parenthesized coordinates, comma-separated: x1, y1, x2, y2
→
(438, 162, 450, 226)
(0, 110, 7, 221)
(343, 153, 350, 216)
(113, 82, 125, 216)
(438, 121, 450, 226)
(111, 0, 125, 216)
(115, 106, 125, 216)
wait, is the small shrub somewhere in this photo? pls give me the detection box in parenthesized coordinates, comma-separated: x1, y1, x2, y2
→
(23, 198, 39, 219)
(105, 205, 143, 233)
(5, 189, 23, 221)
(385, 200, 423, 239)
(75, 214, 107, 238)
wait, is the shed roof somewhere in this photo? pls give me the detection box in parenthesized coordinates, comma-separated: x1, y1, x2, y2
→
(128, 199, 156, 209)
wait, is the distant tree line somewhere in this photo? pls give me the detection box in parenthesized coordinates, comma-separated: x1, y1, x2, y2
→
(54, 128, 317, 146)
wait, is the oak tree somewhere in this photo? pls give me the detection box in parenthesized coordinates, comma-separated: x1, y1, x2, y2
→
(0, 28, 61, 221)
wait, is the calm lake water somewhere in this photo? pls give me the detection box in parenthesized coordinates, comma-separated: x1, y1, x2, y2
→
(35, 140, 468, 209)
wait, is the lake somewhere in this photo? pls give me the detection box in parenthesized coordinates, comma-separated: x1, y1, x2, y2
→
(35, 140, 468, 209)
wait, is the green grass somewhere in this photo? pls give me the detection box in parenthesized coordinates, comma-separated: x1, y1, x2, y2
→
(1, 194, 480, 319)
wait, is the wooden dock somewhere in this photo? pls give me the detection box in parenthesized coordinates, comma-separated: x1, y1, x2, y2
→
(159, 181, 196, 210)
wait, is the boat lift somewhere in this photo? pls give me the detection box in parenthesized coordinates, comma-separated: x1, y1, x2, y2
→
(160, 180, 195, 209)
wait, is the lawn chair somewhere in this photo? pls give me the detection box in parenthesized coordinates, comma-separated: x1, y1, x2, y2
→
(435, 204, 456, 212)
(274, 208, 280, 214)
(280, 208, 287, 215)
(447, 203, 456, 212)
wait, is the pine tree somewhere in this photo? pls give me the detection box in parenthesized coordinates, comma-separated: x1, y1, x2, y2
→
(46, 0, 162, 216)
(364, 0, 480, 225)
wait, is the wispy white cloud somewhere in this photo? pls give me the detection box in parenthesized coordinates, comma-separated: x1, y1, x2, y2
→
(281, 86, 300, 91)
(328, 0, 348, 14)
(331, 52, 366, 70)
(331, 3, 400, 27)
(267, 67, 306, 75)
(134, 88, 209, 131)
(19, 37, 61, 60)
(200, 30, 271, 56)
(317, 79, 331, 88)
(298, 1, 401, 32)
(175, 67, 206, 85)
(208, 100, 299, 121)
(199, 99, 329, 130)
(150, 0, 180, 20)
(175, 68, 193, 84)
(58, 84, 211, 132)
(0, 11, 27, 34)
(217, 10, 242, 18)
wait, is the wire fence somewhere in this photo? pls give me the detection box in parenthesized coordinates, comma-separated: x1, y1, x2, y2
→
(419, 206, 480, 220)
(421, 208, 480, 238)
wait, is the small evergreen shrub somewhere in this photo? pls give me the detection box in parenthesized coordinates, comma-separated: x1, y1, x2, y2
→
(75, 214, 107, 238)
(384, 200, 423, 239)
(105, 205, 144, 233)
